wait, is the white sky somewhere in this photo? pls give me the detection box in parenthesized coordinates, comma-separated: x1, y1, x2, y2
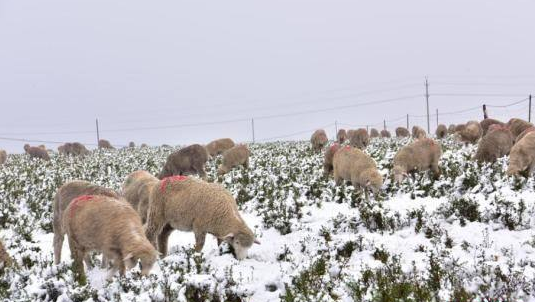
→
(1, 0, 534, 152)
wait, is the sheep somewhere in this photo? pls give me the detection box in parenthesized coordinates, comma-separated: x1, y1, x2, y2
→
(63, 195, 158, 283)
(447, 124, 456, 134)
(310, 130, 328, 152)
(141, 143, 149, 148)
(336, 129, 347, 143)
(507, 132, 535, 176)
(98, 139, 114, 149)
(0, 150, 6, 165)
(392, 138, 442, 183)
(59, 142, 89, 156)
(435, 124, 447, 139)
(53, 180, 119, 266)
(395, 127, 410, 138)
(0, 240, 13, 271)
(348, 128, 369, 149)
(122, 171, 159, 223)
(516, 126, 535, 144)
(206, 138, 235, 157)
(333, 146, 383, 199)
(412, 126, 427, 139)
(380, 130, 391, 138)
(507, 118, 533, 138)
(129, 142, 136, 148)
(323, 143, 342, 176)
(474, 126, 514, 163)
(24, 144, 50, 161)
(370, 128, 380, 138)
(459, 121, 482, 144)
(454, 124, 466, 133)
(218, 144, 250, 175)
(480, 118, 504, 136)
(158, 144, 209, 180)
(145, 176, 259, 259)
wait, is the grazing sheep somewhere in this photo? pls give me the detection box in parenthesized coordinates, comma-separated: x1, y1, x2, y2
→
(310, 130, 328, 152)
(0, 240, 13, 270)
(206, 138, 235, 157)
(145, 176, 259, 259)
(24, 144, 50, 161)
(122, 171, 159, 223)
(412, 126, 427, 139)
(454, 124, 466, 133)
(336, 129, 347, 143)
(448, 124, 456, 134)
(0, 150, 6, 165)
(53, 181, 119, 265)
(474, 127, 514, 163)
(323, 143, 342, 176)
(516, 126, 535, 143)
(459, 121, 482, 144)
(98, 139, 114, 149)
(64, 195, 158, 283)
(129, 142, 135, 148)
(159, 144, 209, 180)
(395, 127, 410, 138)
(392, 138, 442, 183)
(333, 146, 383, 199)
(380, 130, 391, 138)
(141, 143, 149, 148)
(218, 144, 250, 175)
(348, 128, 369, 149)
(507, 132, 535, 176)
(435, 124, 447, 139)
(480, 118, 504, 136)
(370, 128, 380, 138)
(507, 118, 534, 139)
(59, 142, 89, 156)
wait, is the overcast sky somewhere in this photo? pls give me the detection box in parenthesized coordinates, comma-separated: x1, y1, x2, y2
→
(1, 0, 534, 152)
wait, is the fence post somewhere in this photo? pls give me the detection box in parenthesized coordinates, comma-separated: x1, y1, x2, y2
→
(436, 109, 438, 127)
(406, 114, 409, 130)
(483, 104, 488, 119)
(251, 118, 255, 143)
(425, 77, 430, 134)
(383, 120, 386, 131)
(95, 119, 100, 148)
(529, 95, 532, 122)
(335, 120, 338, 136)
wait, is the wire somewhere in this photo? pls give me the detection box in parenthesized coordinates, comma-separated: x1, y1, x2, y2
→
(485, 97, 529, 108)
(432, 93, 528, 97)
(256, 123, 334, 142)
(0, 136, 97, 146)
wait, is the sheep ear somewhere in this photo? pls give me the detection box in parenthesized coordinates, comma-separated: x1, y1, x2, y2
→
(254, 239, 261, 245)
(222, 233, 234, 241)
(366, 180, 371, 186)
(123, 253, 134, 261)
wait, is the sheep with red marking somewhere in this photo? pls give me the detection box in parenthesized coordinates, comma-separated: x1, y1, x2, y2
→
(145, 176, 259, 259)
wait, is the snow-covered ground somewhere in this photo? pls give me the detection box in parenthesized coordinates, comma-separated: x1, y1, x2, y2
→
(0, 137, 534, 301)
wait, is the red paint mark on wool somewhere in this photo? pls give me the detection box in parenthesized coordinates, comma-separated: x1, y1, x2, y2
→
(69, 195, 95, 218)
(330, 144, 339, 152)
(160, 175, 188, 192)
(344, 146, 351, 150)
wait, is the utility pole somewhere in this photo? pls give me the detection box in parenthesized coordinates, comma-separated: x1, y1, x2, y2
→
(529, 95, 532, 122)
(406, 114, 409, 130)
(383, 120, 386, 131)
(425, 77, 430, 134)
(483, 104, 488, 119)
(335, 120, 338, 135)
(95, 119, 100, 148)
(436, 109, 439, 127)
(251, 118, 255, 143)
(366, 125, 369, 133)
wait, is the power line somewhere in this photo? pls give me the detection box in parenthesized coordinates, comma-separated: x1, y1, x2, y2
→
(256, 123, 334, 142)
(485, 97, 529, 108)
(432, 93, 528, 97)
(0, 136, 97, 146)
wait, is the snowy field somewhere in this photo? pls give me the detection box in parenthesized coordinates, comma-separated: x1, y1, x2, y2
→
(0, 137, 534, 301)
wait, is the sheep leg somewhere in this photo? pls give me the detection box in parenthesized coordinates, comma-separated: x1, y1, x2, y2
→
(106, 251, 122, 280)
(194, 231, 207, 252)
(334, 175, 342, 186)
(157, 224, 174, 257)
(217, 238, 223, 246)
(84, 254, 93, 269)
(68, 238, 87, 285)
(53, 231, 63, 265)
(243, 159, 249, 169)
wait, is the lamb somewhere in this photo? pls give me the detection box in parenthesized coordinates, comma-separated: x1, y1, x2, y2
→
(310, 130, 328, 152)
(474, 126, 513, 163)
(348, 128, 369, 149)
(332, 146, 383, 199)
(507, 132, 535, 176)
(380, 130, 391, 138)
(323, 143, 342, 176)
(515, 126, 535, 143)
(218, 144, 250, 175)
(458, 121, 482, 144)
(336, 129, 347, 143)
(435, 124, 447, 139)
(392, 138, 442, 183)
(63, 195, 158, 283)
(53, 180, 119, 265)
(480, 118, 504, 136)
(145, 176, 259, 259)
(412, 126, 427, 139)
(507, 118, 533, 138)
(24, 144, 50, 161)
(122, 171, 159, 223)
(158, 144, 209, 180)
(370, 128, 380, 138)
(447, 124, 456, 134)
(395, 127, 410, 138)
(206, 138, 235, 157)
(98, 139, 114, 149)
(0, 150, 6, 165)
